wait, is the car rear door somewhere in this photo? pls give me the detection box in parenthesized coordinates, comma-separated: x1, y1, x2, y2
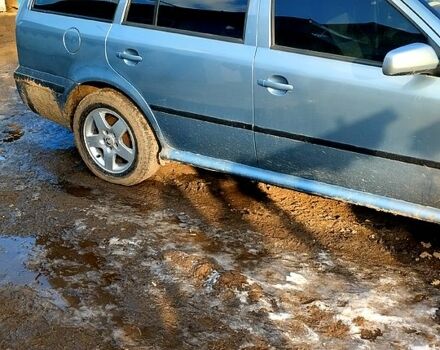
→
(253, 0, 440, 208)
(106, 0, 258, 165)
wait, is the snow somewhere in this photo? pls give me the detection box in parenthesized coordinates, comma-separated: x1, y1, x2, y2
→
(268, 312, 292, 321)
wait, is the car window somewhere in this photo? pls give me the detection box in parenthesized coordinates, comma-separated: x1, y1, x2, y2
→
(156, 0, 249, 39)
(126, 0, 156, 25)
(32, 0, 119, 21)
(274, 0, 428, 63)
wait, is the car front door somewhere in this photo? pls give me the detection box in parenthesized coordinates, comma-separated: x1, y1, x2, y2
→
(254, 0, 440, 208)
(107, 0, 258, 165)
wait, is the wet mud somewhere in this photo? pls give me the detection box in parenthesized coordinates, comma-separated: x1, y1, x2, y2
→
(1, 123, 24, 143)
(1, 12, 440, 350)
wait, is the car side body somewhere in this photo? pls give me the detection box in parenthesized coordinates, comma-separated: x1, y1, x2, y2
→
(14, 0, 440, 223)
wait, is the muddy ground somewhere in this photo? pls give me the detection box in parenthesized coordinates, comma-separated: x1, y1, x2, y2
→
(1, 13, 440, 350)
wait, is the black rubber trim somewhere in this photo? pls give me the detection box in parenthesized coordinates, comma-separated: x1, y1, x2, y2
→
(151, 104, 440, 170)
(151, 104, 252, 130)
(14, 71, 65, 94)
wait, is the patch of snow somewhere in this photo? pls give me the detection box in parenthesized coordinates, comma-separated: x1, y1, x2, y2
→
(420, 252, 432, 259)
(317, 251, 335, 268)
(282, 326, 320, 344)
(108, 237, 142, 257)
(74, 219, 86, 232)
(272, 283, 301, 290)
(286, 272, 308, 285)
(71, 305, 111, 325)
(236, 290, 249, 304)
(209, 253, 235, 271)
(269, 312, 292, 321)
(313, 301, 332, 311)
(239, 343, 260, 350)
(112, 328, 138, 347)
(421, 242, 432, 249)
(108, 237, 120, 246)
(204, 270, 221, 292)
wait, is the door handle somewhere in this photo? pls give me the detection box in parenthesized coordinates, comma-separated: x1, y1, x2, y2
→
(257, 78, 293, 92)
(117, 50, 143, 63)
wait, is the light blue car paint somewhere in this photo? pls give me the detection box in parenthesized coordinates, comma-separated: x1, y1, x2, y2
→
(14, 0, 440, 223)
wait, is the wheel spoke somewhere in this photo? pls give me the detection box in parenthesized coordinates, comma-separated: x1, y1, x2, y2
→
(104, 149, 115, 171)
(92, 111, 109, 132)
(116, 144, 135, 163)
(85, 134, 103, 149)
(112, 119, 128, 140)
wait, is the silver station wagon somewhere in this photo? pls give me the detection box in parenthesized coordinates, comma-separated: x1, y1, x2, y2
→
(14, 0, 440, 223)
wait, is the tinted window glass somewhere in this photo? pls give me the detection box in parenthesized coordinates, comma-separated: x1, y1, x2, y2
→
(274, 0, 427, 62)
(126, 0, 156, 25)
(33, 0, 118, 21)
(157, 0, 248, 39)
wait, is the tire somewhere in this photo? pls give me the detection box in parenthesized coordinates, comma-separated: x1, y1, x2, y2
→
(73, 88, 160, 186)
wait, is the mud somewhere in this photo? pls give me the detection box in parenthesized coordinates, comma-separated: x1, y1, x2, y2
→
(1, 123, 23, 142)
(16, 78, 69, 128)
(1, 12, 440, 349)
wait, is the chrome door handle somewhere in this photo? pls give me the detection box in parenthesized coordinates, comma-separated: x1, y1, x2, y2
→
(117, 51, 143, 63)
(257, 79, 293, 92)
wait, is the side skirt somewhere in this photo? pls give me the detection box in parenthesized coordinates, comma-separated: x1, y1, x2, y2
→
(160, 148, 440, 224)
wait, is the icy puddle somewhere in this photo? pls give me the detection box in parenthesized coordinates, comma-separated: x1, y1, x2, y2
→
(0, 211, 439, 348)
(0, 236, 44, 286)
(86, 205, 440, 348)
(0, 235, 66, 307)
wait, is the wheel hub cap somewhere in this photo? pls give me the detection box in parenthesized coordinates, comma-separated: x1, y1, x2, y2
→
(104, 134, 116, 148)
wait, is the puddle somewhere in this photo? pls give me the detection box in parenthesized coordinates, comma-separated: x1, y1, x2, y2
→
(0, 235, 45, 286)
(0, 235, 66, 307)
(0, 233, 125, 320)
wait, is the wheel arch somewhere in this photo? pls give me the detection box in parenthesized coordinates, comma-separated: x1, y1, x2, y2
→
(64, 78, 166, 148)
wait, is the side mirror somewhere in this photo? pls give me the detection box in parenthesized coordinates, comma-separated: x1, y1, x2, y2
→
(383, 43, 439, 76)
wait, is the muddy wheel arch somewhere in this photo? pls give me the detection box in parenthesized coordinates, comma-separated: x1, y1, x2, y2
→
(64, 82, 165, 145)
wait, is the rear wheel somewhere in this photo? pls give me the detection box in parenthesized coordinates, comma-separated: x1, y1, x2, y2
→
(73, 89, 159, 186)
